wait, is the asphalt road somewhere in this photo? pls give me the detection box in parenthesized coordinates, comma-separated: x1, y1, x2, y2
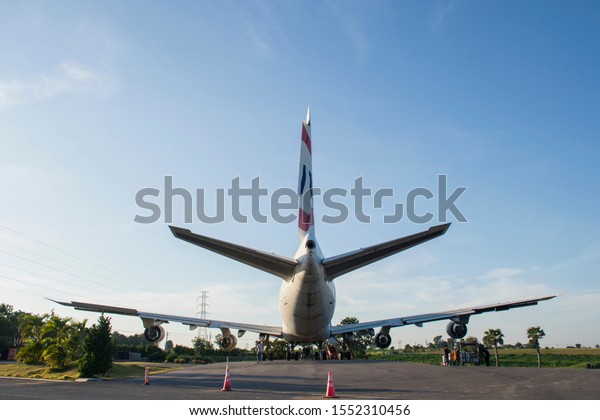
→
(2, 360, 600, 400)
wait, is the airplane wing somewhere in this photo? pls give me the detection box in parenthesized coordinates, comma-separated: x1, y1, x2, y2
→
(329, 295, 556, 335)
(169, 226, 297, 280)
(50, 299, 283, 337)
(322, 223, 451, 281)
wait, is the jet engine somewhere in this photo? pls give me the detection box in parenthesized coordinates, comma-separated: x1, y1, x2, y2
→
(374, 332, 392, 349)
(143, 325, 166, 343)
(446, 321, 468, 339)
(219, 333, 238, 351)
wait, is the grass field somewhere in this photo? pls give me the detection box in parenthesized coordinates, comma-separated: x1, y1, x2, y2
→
(2, 348, 599, 380)
(368, 347, 600, 368)
(0, 361, 182, 380)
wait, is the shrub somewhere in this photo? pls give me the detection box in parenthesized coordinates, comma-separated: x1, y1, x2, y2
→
(164, 352, 178, 363)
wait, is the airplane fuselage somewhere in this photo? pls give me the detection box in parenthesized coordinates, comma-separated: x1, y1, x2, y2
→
(279, 240, 335, 342)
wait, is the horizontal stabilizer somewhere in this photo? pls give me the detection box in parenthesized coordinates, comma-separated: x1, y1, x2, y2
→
(323, 223, 451, 281)
(169, 226, 297, 280)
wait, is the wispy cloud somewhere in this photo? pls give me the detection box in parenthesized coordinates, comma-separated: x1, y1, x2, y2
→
(0, 61, 118, 108)
(336, 261, 554, 320)
(326, 0, 371, 63)
(232, 1, 287, 58)
(479, 267, 524, 280)
(430, 0, 461, 32)
(544, 242, 600, 274)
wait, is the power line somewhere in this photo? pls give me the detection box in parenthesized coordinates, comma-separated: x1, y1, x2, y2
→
(0, 223, 172, 293)
(0, 189, 174, 282)
(0, 274, 85, 298)
(0, 249, 130, 295)
(0, 284, 46, 299)
(0, 262, 124, 297)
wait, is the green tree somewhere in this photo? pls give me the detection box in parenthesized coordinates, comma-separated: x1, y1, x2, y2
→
(41, 314, 77, 369)
(68, 319, 87, 361)
(192, 337, 213, 355)
(174, 344, 195, 356)
(527, 326, 546, 368)
(79, 315, 113, 377)
(483, 328, 504, 367)
(44, 315, 87, 369)
(338, 317, 372, 358)
(112, 331, 148, 346)
(213, 333, 222, 349)
(464, 336, 479, 345)
(0, 304, 26, 358)
(17, 313, 48, 364)
(269, 339, 290, 359)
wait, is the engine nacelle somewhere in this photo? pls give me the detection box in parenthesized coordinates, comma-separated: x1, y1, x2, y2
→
(374, 332, 392, 349)
(446, 321, 468, 339)
(143, 325, 166, 343)
(219, 333, 238, 351)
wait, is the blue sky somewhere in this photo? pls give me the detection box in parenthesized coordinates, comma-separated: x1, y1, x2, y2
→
(1, 0, 599, 348)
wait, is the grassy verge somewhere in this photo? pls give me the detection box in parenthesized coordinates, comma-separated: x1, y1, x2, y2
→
(0, 361, 182, 381)
(367, 348, 600, 368)
(0, 363, 80, 380)
(104, 362, 182, 379)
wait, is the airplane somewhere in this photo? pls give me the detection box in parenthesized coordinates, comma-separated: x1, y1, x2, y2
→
(53, 108, 555, 352)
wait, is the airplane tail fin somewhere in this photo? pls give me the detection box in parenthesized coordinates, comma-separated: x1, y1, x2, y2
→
(298, 107, 314, 239)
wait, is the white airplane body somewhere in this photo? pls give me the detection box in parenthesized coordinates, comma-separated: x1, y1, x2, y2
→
(55, 109, 555, 350)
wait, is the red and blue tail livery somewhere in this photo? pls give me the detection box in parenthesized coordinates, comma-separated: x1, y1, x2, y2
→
(298, 107, 314, 239)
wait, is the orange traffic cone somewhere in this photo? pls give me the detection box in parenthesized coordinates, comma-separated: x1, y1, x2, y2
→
(221, 364, 232, 391)
(324, 371, 338, 398)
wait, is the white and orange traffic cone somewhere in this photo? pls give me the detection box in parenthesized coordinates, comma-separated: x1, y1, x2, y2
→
(144, 367, 150, 385)
(324, 371, 338, 398)
(221, 363, 232, 391)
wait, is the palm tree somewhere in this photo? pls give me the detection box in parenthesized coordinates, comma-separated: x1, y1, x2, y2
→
(483, 328, 504, 367)
(41, 314, 80, 369)
(527, 326, 545, 368)
(67, 319, 88, 360)
(17, 313, 48, 364)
